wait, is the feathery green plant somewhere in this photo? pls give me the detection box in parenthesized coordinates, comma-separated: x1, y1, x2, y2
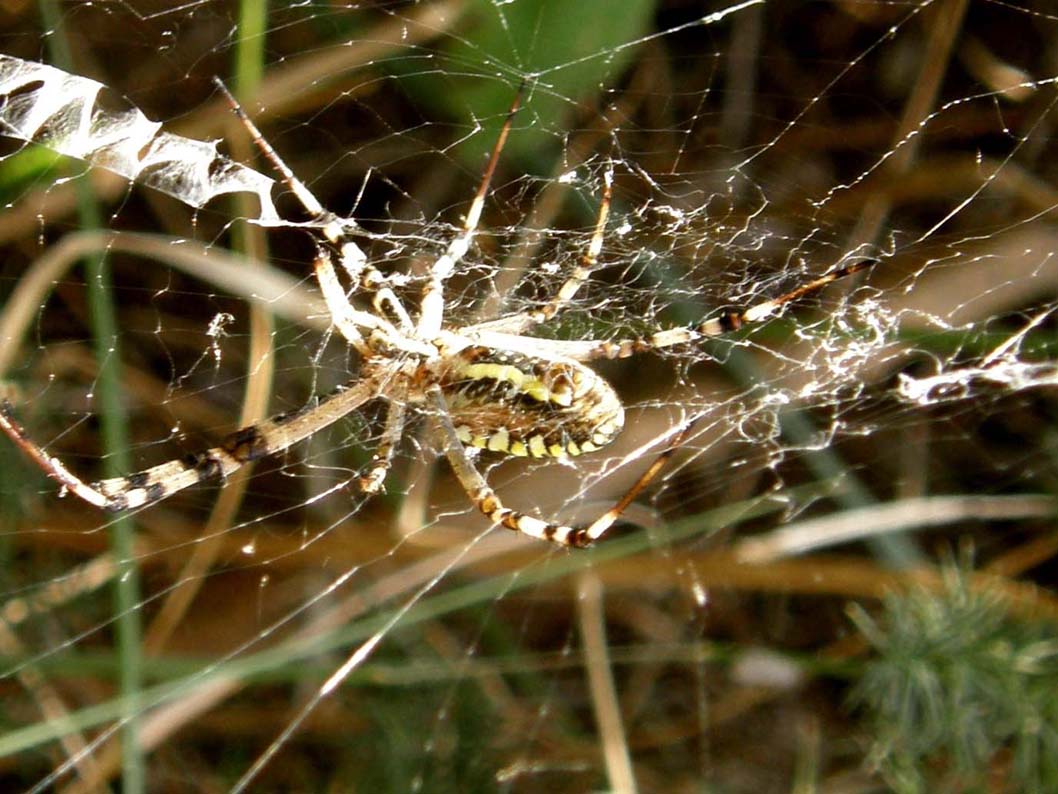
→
(849, 567, 1058, 793)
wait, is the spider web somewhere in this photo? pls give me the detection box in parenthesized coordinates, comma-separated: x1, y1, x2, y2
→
(1, 1, 1057, 791)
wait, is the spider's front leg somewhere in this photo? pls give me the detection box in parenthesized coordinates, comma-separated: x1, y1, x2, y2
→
(213, 78, 419, 356)
(464, 164, 613, 338)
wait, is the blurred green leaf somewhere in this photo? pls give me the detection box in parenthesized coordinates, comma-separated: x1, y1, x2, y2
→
(0, 145, 70, 203)
(396, 0, 655, 169)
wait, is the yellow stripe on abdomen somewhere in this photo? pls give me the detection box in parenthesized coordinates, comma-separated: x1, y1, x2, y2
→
(444, 347, 624, 460)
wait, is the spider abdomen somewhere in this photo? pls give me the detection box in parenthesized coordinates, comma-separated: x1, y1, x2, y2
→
(443, 348, 623, 459)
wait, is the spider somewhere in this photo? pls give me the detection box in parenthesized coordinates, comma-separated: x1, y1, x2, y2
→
(0, 79, 871, 547)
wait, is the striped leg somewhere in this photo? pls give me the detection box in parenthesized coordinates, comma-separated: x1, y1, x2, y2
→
(358, 395, 407, 494)
(428, 387, 695, 547)
(527, 165, 613, 325)
(463, 166, 615, 338)
(213, 79, 412, 355)
(468, 259, 876, 361)
(577, 259, 877, 361)
(428, 386, 585, 545)
(416, 89, 524, 339)
(312, 246, 372, 356)
(0, 378, 380, 511)
(311, 246, 430, 357)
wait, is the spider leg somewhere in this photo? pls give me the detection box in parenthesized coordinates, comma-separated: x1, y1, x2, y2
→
(464, 258, 874, 364)
(312, 245, 430, 356)
(473, 259, 875, 362)
(0, 377, 381, 511)
(212, 78, 334, 223)
(359, 394, 407, 494)
(428, 386, 693, 547)
(428, 386, 583, 545)
(213, 77, 368, 269)
(578, 418, 699, 544)
(527, 165, 613, 326)
(463, 163, 614, 337)
(213, 79, 416, 353)
(417, 88, 524, 339)
(374, 291, 415, 334)
(312, 245, 373, 356)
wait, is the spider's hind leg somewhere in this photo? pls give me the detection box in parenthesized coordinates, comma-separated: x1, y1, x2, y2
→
(428, 386, 695, 548)
(429, 383, 587, 545)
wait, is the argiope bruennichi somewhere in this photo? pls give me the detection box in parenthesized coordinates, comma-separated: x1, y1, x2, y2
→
(0, 79, 871, 547)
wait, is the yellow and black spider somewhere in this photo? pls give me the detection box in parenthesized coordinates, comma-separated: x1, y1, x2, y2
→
(0, 66, 870, 546)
